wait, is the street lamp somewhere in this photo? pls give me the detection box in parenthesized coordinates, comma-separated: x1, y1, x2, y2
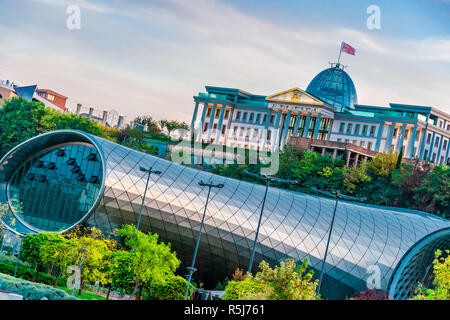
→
(136, 166, 162, 231)
(311, 187, 366, 297)
(184, 180, 224, 300)
(242, 169, 298, 274)
(72, 247, 86, 297)
(13, 235, 22, 278)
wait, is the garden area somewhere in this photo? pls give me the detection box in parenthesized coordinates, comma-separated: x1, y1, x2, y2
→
(0, 224, 194, 300)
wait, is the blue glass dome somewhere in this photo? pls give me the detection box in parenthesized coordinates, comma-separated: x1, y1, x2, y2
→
(306, 64, 358, 112)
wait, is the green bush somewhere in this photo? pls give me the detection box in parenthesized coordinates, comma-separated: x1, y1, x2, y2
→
(0, 262, 66, 287)
(0, 272, 77, 300)
(139, 143, 159, 155)
(145, 276, 194, 300)
(0, 253, 32, 269)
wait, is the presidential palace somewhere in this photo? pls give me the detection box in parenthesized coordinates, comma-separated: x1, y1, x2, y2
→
(190, 63, 450, 166)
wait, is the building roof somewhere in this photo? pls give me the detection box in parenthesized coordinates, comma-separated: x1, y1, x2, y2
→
(306, 64, 358, 112)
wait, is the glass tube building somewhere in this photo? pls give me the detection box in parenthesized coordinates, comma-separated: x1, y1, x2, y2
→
(1, 130, 449, 299)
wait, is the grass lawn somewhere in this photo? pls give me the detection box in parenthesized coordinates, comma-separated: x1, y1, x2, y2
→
(57, 287, 106, 300)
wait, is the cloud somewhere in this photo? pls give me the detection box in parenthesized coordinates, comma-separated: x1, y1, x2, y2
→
(1, 0, 449, 121)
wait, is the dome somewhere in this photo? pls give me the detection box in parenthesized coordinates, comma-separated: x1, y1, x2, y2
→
(306, 64, 358, 112)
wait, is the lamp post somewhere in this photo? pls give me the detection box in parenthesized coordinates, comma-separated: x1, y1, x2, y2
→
(311, 187, 366, 297)
(72, 247, 86, 297)
(13, 236, 22, 278)
(136, 166, 162, 231)
(184, 180, 224, 300)
(243, 169, 297, 274)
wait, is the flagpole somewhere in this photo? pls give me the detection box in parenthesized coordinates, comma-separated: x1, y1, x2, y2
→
(337, 42, 343, 65)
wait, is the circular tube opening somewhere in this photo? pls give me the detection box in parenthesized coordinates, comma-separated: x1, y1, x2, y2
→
(0, 130, 106, 234)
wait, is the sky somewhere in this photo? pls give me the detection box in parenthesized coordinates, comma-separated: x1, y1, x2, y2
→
(0, 0, 449, 123)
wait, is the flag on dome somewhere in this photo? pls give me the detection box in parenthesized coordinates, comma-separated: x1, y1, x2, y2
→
(341, 42, 356, 55)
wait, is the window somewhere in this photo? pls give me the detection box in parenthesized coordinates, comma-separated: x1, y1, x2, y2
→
(224, 110, 230, 119)
(345, 139, 349, 143)
(355, 124, 360, 135)
(427, 133, 431, 144)
(213, 123, 217, 129)
(432, 153, 436, 162)
(347, 123, 353, 134)
(256, 114, 261, 123)
(393, 128, 398, 138)
(203, 123, 208, 132)
(253, 129, 258, 138)
(215, 108, 220, 118)
(270, 115, 275, 124)
(370, 126, 376, 136)
(424, 150, 428, 160)
(339, 123, 345, 133)
(267, 130, 271, 140)
(206, 108, 212, 117)
(444, 140, 448, 150)
(368, 142, 373, 150)
(249, 113, 254, 122)
(337, 138, 342, 142)
(263, 114, 267, 123)
(242, 112, 248, 122)
(221, 125, 226, 134)
(352, 140, 357, 145)
(404, 130, 409, 140)
(360, 141, 365, 148)
(416, 131, 420, 141)
(435, 137, 439, 147)
(233, 126, 238, 136)
(47, 94, 55, 101)
(362, 125, 368, 135)
(236, 111, 241, 120)
(239, 127, 245, 137)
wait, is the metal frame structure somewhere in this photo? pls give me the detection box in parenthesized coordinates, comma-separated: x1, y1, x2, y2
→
(0, 130, 449, 299)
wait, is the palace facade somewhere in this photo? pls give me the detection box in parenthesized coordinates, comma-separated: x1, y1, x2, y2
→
(190, 63, 450, 165)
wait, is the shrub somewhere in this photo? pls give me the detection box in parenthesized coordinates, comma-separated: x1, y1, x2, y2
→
(0, 262, 66, 287)
(350, 288, 389, 300)
(0, 272, 77, 300)
(145, 276, 194, 300)
(139, 143, 158, 155)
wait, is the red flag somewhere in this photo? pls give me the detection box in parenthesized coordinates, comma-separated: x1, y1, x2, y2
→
(341, 42, 356, 55)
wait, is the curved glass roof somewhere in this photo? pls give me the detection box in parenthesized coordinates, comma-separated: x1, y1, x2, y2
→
(1, 130, 449, 299)
(306, 64, 358, 112)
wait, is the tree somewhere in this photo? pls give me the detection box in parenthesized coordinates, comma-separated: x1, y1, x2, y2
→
(159, 120, 189, 138)
(0, 98, 48, 157)
(134, 115, 160, 133)
(20, 233, 55, 281)
(343, 163, 372, 196)
(223, 259, 319, 300)
(366, 152, 398, 178)
(411, 249, 450, 300)
(412, 165, 450, 219)
(121, 127, 145, 149)
(39, 233, 78, 286)
(70, 235, 112, 296)
(118, 225, 180, 300)
(107, 250, 136, 298)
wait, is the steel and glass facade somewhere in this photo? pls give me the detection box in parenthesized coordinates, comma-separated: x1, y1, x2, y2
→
(1, 130, 449, 299)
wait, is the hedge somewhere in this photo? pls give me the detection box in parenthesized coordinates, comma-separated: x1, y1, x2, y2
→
(0, 262, 66, 287)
